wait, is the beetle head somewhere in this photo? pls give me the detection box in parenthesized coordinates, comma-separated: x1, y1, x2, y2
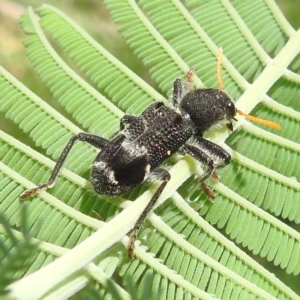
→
(180, 88, 236, 135)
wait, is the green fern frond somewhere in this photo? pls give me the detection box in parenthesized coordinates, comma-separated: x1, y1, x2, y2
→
(0, 0, 300, 299)
(104, 0, 300, 267)
(0, 206, 38, 294)
(19, 9, 122, 135)
(36, 5, 162, 115)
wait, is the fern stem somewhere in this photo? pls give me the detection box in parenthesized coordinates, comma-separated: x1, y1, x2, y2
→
(235, 29, 300, 112)
(265, 0, 296, 36)
(0, 226, 130, 300)
(227, 147, 300, 196)
(124, 234, 214, 300)
(127, 0, 197, 85)
(41, 4, 164, 104)
(219, 0, 271, 64)
(26, 8, 124, 119)
(263, 95, 300, 122)
(148, 213, 277, 300)
(7, 158, 194, 300)
(0, 162, 102, 230)
(173, 0, 249, 90)
(243, 122, 300, 153)
(170, 192, 299, 300)
(0, 67, 80, 134)
(215, 177, 300, 243)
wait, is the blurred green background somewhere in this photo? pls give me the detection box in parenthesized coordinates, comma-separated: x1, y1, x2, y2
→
(0, 0, 300, 145)
(0, 0, 300, 296)
(1, 0, 300, 145)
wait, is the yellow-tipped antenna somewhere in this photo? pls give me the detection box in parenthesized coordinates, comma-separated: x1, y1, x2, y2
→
(216, 47, 281, 130)
(235, 109, 281, 130)
(217, 48, 224, 90)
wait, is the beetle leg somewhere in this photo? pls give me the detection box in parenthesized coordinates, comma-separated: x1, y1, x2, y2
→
(195, 137, 231, 169)
(172, 78, 183, 107)
(181, 144, 214, 182)
(127, 168, 170, 259)
(186, 67, 195, 83)
(20, 133, 108, 199)
(120, 115, 138, 130)
(181, 143, 217, 201)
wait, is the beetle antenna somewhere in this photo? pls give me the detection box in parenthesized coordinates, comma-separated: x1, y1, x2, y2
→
(217, 48, 224, 90)
(235, 109, 281, 129)
(216, 47, 281, 130)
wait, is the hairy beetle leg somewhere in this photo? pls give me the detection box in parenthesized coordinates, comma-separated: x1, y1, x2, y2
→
(127, 234, 137, 260)
(211, 171, 221, 182)
(201, 182, 216, 201)
(20, 133, 108, 200)
(186, 67, 196, 83)
(20, 183, 53, 200)
(127, 168, 170, 259)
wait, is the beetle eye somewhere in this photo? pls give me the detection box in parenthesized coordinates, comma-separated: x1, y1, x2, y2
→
(226, 101, 236, 117)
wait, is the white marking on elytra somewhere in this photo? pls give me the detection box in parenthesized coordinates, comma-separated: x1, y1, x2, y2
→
(94, 161, 107, 169)
(94, 161, 119, 185)
(122, 141, 147, 157)
(144, 164, 151, 180)
(107, 168, 118, 185)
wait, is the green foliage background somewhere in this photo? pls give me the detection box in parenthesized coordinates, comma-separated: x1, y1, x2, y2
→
(1, 0, 299, 152)
(0, 0, 300, 299)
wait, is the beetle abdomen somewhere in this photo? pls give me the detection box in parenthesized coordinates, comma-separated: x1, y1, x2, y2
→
(91, 136, 149, 195)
